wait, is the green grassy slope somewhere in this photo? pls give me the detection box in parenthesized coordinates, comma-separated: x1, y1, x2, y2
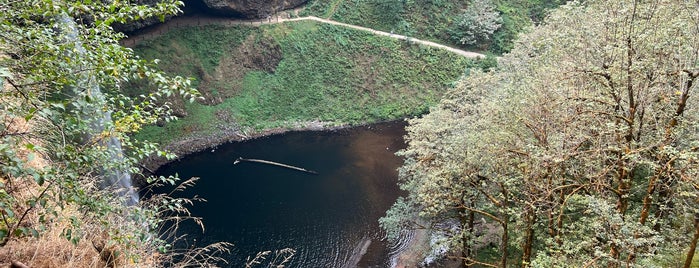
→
(131, 21, 477, 145)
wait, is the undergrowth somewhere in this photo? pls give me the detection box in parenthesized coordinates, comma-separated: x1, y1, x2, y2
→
(129, 25, 253, 90)
(302, 0, 568, 54)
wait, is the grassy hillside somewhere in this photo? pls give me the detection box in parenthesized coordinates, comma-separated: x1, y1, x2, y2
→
(302, 0, 568, 54)
(131, 21, 477, 145)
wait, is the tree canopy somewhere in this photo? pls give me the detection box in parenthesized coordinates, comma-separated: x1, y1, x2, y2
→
(382, 0, 699, 267)
(447, 0, 502, 46)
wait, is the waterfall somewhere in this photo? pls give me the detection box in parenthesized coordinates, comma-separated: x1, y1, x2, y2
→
(58, 14, 139, 205)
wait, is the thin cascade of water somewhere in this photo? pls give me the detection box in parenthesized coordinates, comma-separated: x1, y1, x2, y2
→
(57, 14, 139, 205)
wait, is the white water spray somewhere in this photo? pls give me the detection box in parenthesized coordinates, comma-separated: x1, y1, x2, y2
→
(58, 14, 139, 205)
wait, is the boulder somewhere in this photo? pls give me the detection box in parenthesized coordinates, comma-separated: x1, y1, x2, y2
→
(200, 0, 308, 18)
(113, 16, 171, 32)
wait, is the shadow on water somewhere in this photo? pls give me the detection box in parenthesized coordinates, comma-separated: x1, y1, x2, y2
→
(153, 121, 409, 267)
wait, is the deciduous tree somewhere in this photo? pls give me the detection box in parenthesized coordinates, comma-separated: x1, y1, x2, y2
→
(448, 0, 502, 46)
(383, 0, 699, 267)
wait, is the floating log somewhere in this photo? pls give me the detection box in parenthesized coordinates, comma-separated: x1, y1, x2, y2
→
(233, 157, 318, 175)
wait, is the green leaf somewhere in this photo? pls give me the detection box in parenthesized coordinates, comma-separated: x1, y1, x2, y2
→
(30, 228, 39, 238)
(4, 208, 14, 218)
(0, 67, 11, 89)
(62, 228, 72, 240)
(0, 229, 7, 242)
(34, 173, 44, 186)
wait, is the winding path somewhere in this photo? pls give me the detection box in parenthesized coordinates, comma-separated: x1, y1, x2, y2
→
(122, 13, 486, 59)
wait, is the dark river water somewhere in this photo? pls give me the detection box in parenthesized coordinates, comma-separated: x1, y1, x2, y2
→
(154, 121, 409, 267)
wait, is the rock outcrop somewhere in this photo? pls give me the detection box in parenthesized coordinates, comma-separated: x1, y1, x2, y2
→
(200, 0, 307, 18)
(115, 0, 307, 31)
(113, 16, 170, 32)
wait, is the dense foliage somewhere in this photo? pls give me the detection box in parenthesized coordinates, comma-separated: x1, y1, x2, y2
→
(0, 0, 221, 266)
(446, 0, 502, 46)
(303, 0, 568, 54)
(381, 0, 699, 267)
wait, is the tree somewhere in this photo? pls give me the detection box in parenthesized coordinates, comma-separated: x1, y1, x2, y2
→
(374, 0, 414, 29)
(383, 0, 699, 267)
(448, 0, 502, 46)
(0, 0, 218, 266)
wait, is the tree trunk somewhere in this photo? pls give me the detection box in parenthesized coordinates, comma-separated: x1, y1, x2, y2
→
(547, 208, 555, 238)
(522, 209, 535, 267)
(461, 200, 475, 267)
(501, 189, 509, 268)
(610, 156, 631, 267)
(683, 216, 699, 268)
(609, 246, 620, 268)
(616, 168, 630, 216)
(652, 184, 673, 232)
(631, 172, 661, 264)
(639, 175, 657, 226)
(555, 189, 565, 245)
(501, 219, 508, 268)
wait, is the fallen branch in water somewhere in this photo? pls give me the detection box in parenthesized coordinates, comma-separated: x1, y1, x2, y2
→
(233, 157, 318, 175)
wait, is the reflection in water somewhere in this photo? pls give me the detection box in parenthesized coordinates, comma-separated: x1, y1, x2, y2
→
(154, 121, 411, 267)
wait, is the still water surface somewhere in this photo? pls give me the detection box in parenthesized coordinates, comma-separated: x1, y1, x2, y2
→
(154, 121, 408, 267)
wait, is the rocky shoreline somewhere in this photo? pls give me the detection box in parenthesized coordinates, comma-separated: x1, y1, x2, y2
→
(393, 229, 429, 268)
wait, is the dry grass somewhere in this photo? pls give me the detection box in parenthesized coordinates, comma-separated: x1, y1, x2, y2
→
(1, 84, 109, 267)
(0, 168, 231, 268)
(0, 101, 120, 267)
(0, 85, 144, 267)
(0, 212, 108, 268)
(1, 71, 232, 268)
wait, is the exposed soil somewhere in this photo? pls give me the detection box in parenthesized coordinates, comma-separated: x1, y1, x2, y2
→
(198, 33, 282, 105)
(236, 34, 282, 73)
